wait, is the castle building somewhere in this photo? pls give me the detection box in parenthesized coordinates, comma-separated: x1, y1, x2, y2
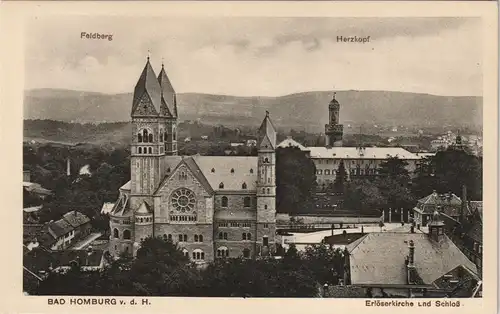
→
(108, 58, 277, 262)
(277, 92, 422, 189)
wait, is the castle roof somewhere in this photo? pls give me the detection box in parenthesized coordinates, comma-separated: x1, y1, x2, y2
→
(308, 146, 421, 160)
(158, 64, 177, 118)
(132, 58, 162, 115)
(346, 232, 477, 286)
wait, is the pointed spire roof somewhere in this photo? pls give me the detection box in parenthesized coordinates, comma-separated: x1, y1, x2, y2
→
(158, 62, 177, 118)
(132, 57, 162, 115)
(258, 111, 277, 149)
(329, 90, 340, 107)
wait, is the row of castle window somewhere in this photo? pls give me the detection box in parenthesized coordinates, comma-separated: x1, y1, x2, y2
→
(317, 159, 376, 165)
(137, 147, 153, 154)
(216, 247, 251, 258)
(217, 222, 268, 228)
(136, 217, 153, 223)
(316, 168, 378, 176)
(137, 129, 177, 143)
(113, 229, 131, 240)
(211, 168, 254, 174)
(164, 234, 203, 242)
(218, 232, 252, 241)
(170, 215, 197, 222)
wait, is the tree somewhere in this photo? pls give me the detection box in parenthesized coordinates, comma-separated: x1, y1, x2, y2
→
(333, 159, 347, 194)
(343, 179, 386, 211)
(276, 147, 317, 214)
(377, 157, 410, 184)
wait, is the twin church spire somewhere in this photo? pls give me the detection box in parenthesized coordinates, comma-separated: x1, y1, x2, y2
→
(132, 56, 177, 118)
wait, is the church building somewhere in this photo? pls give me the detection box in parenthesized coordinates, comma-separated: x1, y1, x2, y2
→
(108, 58, 277, 262)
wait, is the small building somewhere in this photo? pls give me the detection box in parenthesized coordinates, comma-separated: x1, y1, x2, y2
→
(35, 211, 91, 250)
(413, 191, 462, 226)
(343, 211, 480, 298)
(246, 139, 257, 147)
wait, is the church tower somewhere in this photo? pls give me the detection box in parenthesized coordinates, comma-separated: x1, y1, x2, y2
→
(130, 56, 167, 201)
(256, 111, 277, 256)
(325, 91, 344, 147)
(158, 62, 178, 156)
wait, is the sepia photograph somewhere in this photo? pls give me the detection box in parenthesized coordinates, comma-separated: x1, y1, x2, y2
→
(5, 2, 495, 308)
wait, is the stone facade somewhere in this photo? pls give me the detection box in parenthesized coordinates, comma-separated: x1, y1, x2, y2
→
(108, 59, 277, 263)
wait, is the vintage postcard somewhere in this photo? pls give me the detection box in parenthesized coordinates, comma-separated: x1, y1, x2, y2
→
(0, 1, 497, 313)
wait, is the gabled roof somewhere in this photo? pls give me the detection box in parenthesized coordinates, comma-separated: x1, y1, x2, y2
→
(346, 232, 477, 286)
(416, 191, 462, 215)
(132, 58, 162, 115)
(158, 64, 176, 118)
(193, 156, 258, 191)
(307, 146, 420, 160)
(24, 248, 104, 273)
(47, 219, 73, 238)
(258, 112, 277, 149)
(277, 137, 310, 151)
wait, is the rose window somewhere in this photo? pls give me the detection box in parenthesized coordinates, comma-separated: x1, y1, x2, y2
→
(171, 188, 196, 212)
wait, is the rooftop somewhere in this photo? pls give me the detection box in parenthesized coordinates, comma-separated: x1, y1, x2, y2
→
(415, 191, 463, 215)
(308, 146, 421, 160)
(346, 232, 477, 286)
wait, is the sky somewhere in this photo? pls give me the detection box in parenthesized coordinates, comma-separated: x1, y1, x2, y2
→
(25, 16, 482, 97)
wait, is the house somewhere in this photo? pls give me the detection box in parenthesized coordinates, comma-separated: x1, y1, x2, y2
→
(343, 211, 480, 298)
(23, 182, 53, 200)
(23, 246, 105, 280)
(34, 211, 91, 250)
(246, 139, 257, 147)
(413, 191, 462, 226)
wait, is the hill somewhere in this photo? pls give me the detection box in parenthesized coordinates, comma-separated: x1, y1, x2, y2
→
(24, 89, 482, 132)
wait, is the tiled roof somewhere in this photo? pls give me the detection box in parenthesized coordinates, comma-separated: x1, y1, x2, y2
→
(62, 211, 90, 228)
(307, 147, 421, 160)
(48, 219, 73, 238)
(433, 265, 481, 297)
(346, 232, 477, 286)
(258, 113, 277, 149)
(183, 157, 215, 194)
(416, 191, 462, 216)
(277, 137, 310, 151)
(132, 59, 162, 115)
(193, 156, 258, 191)
(158, 65, 176, 117)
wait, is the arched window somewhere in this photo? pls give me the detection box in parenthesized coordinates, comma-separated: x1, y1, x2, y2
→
(230, 168, 235, 174)
(113, 228, 119, 239)
(250, 168, 254, 174)
(242, 182, 247, 189)
(143, 129, 148, 143)
(138, 133, 143, 143)
(148, 133, 153, 142)
(168, 234, 172, 241)
(123, 230, 131, 240)
(219, 182, 224, 189)
(244, 196, 251, 208)
(159, 129, 164, 142)
(325, 169, 330, 175)
(148, 147, 152, 154)
(247, 233, 251, 240)
(243, 248, 250, 258)
(167, 167, 171, 173)
(242, 233, 246, 240)
(262, 188, 265, 194)
(264, 157, 269, 163)
(218, 232, 223, 240)
(138, 147, 142, 154)
(178, 234, 183, 242)
(267, 188, 270, 194)
(223, 232, 228, 240)
(183, 234, 187, 242)
(221, 196, 228, 207)
(173, 126, 177, 141)
(217, 246, 229, 257)
(194, 235, 198, 242)
(182, 249, 189, 258)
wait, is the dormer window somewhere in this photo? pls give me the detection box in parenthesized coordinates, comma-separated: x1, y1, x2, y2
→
(242, 182, 247, 189)
(230, 168, 235, 174)
(250, 168, 254, 174)
(211, 168, 215, 173)
(219, 182, 224, 189)
(167, 167, 171, 173)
